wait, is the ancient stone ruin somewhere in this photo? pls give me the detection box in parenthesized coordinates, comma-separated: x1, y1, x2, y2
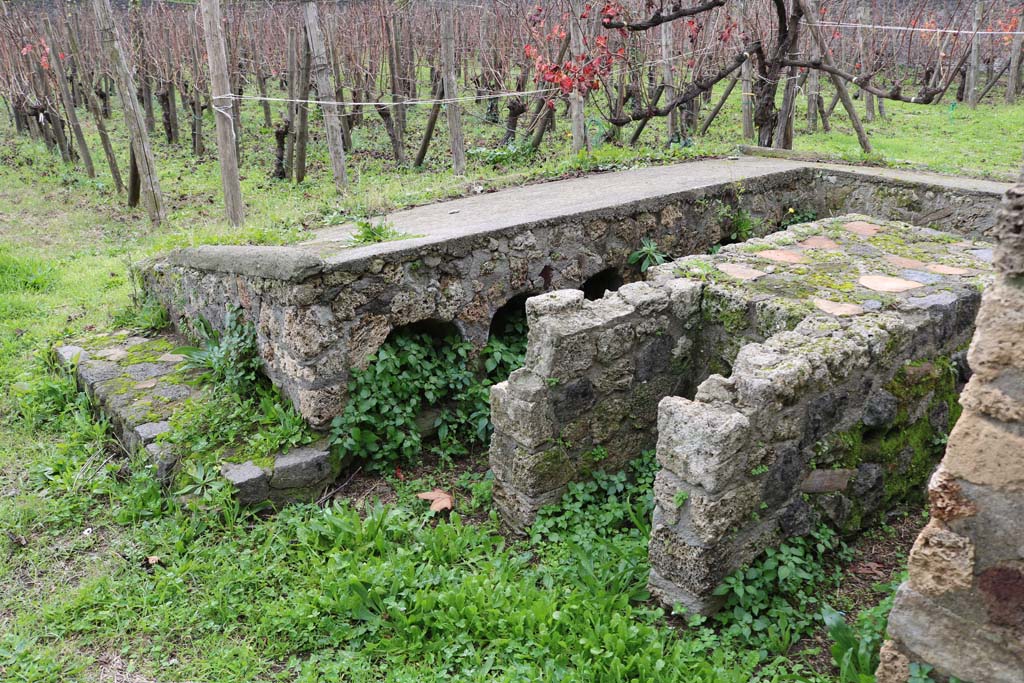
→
(140, 159, 1003, 429)
(875, 174, 1024, 683)
(54, 159, 1018, 648)
(489, 213, 993, 612)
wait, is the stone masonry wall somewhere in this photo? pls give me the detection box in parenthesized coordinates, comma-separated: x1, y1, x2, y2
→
(490, 215, 991, 534)
(490, 282, 702, 530)
(141, 166, 1002, 430)
(648, 310, 975, 614)
(876, 175, 1024, 683)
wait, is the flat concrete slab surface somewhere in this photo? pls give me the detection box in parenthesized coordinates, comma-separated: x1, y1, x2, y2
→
(306, 157, 1010, 261)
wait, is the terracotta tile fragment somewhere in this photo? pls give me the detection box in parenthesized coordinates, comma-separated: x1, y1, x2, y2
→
(716, 262, 766, 281)
(756, 249, 806, 264)
(843, 220, 885, 237)
(858, 275, 925, 293)
(885, 254, 927, 270)
(813, 298, 865, 316)
(926, 263, 970, 276)
(798, 236, 840, 250)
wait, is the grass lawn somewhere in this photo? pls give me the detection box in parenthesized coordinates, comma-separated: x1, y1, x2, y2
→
(0, 82, 1018, 681)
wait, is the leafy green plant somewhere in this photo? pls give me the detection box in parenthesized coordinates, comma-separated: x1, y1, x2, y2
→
(823, 605, 880, 683)
(163, 385, 314, 468)
(329, 312, 527, 471)
(823, 573, 905, 683)
(348, 219, 408, 245)
(467, 143, 534, 167)
(628, 237, 668, 273)
(176, 307, 262, 393)
(909, 663, 936, 683)
(173, 460, 226, 499)
(712, 526, 851, 657)
(112, 294, 169, 333)
(779, 207, 818, 228)
(11, 354, 81, 429)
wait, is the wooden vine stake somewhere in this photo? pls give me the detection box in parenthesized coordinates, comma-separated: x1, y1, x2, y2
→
(44, 19, 95, 178)
(200, 0, 245, 226)
(303, 1, 348, 192)
(91, 0, 165, 225)
(440, 0, 466, 175)
(1007, 32, 1024, 104)
(568, 0, 588, 154)
(798, 0, 872, 154)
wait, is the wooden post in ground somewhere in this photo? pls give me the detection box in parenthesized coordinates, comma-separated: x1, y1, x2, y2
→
(739, 0, 755, 140)
(806, 67, 819, 132)
(774, 65, 798, 149)
(857, 2, 875, 121)
(44, 19, 95, 178)
(699, 75, 738, 136)
(91, 0, 165, 225)
(1007, 32, 1023, 104)
(414, 79, 444, 168)
(967, 0, 984, 107)
(439, 1, 466, 174)
(303, 1, 348, 191)
(200, 0, 245, 226)
(660, 21, 678, 144)
(569, 0, 588, 153)
(798, 0, 872, 154)
(284, 27, 297, 180)
(294, 30, 312, 183)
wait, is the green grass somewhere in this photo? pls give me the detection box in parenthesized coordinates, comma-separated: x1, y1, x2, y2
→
(0, 81, 1017, 681)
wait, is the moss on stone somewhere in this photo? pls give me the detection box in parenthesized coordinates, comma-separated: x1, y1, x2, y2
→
(123, 338, 176, 365)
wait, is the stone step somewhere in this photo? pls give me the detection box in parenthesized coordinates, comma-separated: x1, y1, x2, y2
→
(54, 331, 340, 507)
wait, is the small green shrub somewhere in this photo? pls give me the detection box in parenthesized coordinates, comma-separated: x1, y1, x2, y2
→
(779, 207, 818, 228)
(163, 385, 314, 467)
(112, 295, 169, 333)
(628, 237, 668, 273)
(348, 219, 408, 245)
(11, 353, 81, 429)
(176, 307, 263, 393)
(466, 143, 534, 167)
(823, 573, 906, 683)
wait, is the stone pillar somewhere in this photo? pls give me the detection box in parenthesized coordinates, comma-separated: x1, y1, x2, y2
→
(878, 172, 1024, 683)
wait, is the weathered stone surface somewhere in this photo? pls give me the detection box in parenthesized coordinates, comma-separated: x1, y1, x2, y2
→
(141, 161, 1005, 428)
(221, 461, 270, 506)
(874, 641, 911, 683)
(907, 521, 975, 595)
(881, 173, 1024, 682)
(54, 345, 88, 365)
(885, 585, 1024, 683)
(944, 410, 1024, 492)
(862, 387, 898, 428)
(495, 214, 990, 542)
(145, 442, 178, 486)
(133, 421, 171, 445)
(270, 444, 333, 489)
(657, 398, 750, 494)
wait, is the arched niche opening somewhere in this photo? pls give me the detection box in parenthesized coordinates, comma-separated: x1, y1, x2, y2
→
(581, 267, 624, 301)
